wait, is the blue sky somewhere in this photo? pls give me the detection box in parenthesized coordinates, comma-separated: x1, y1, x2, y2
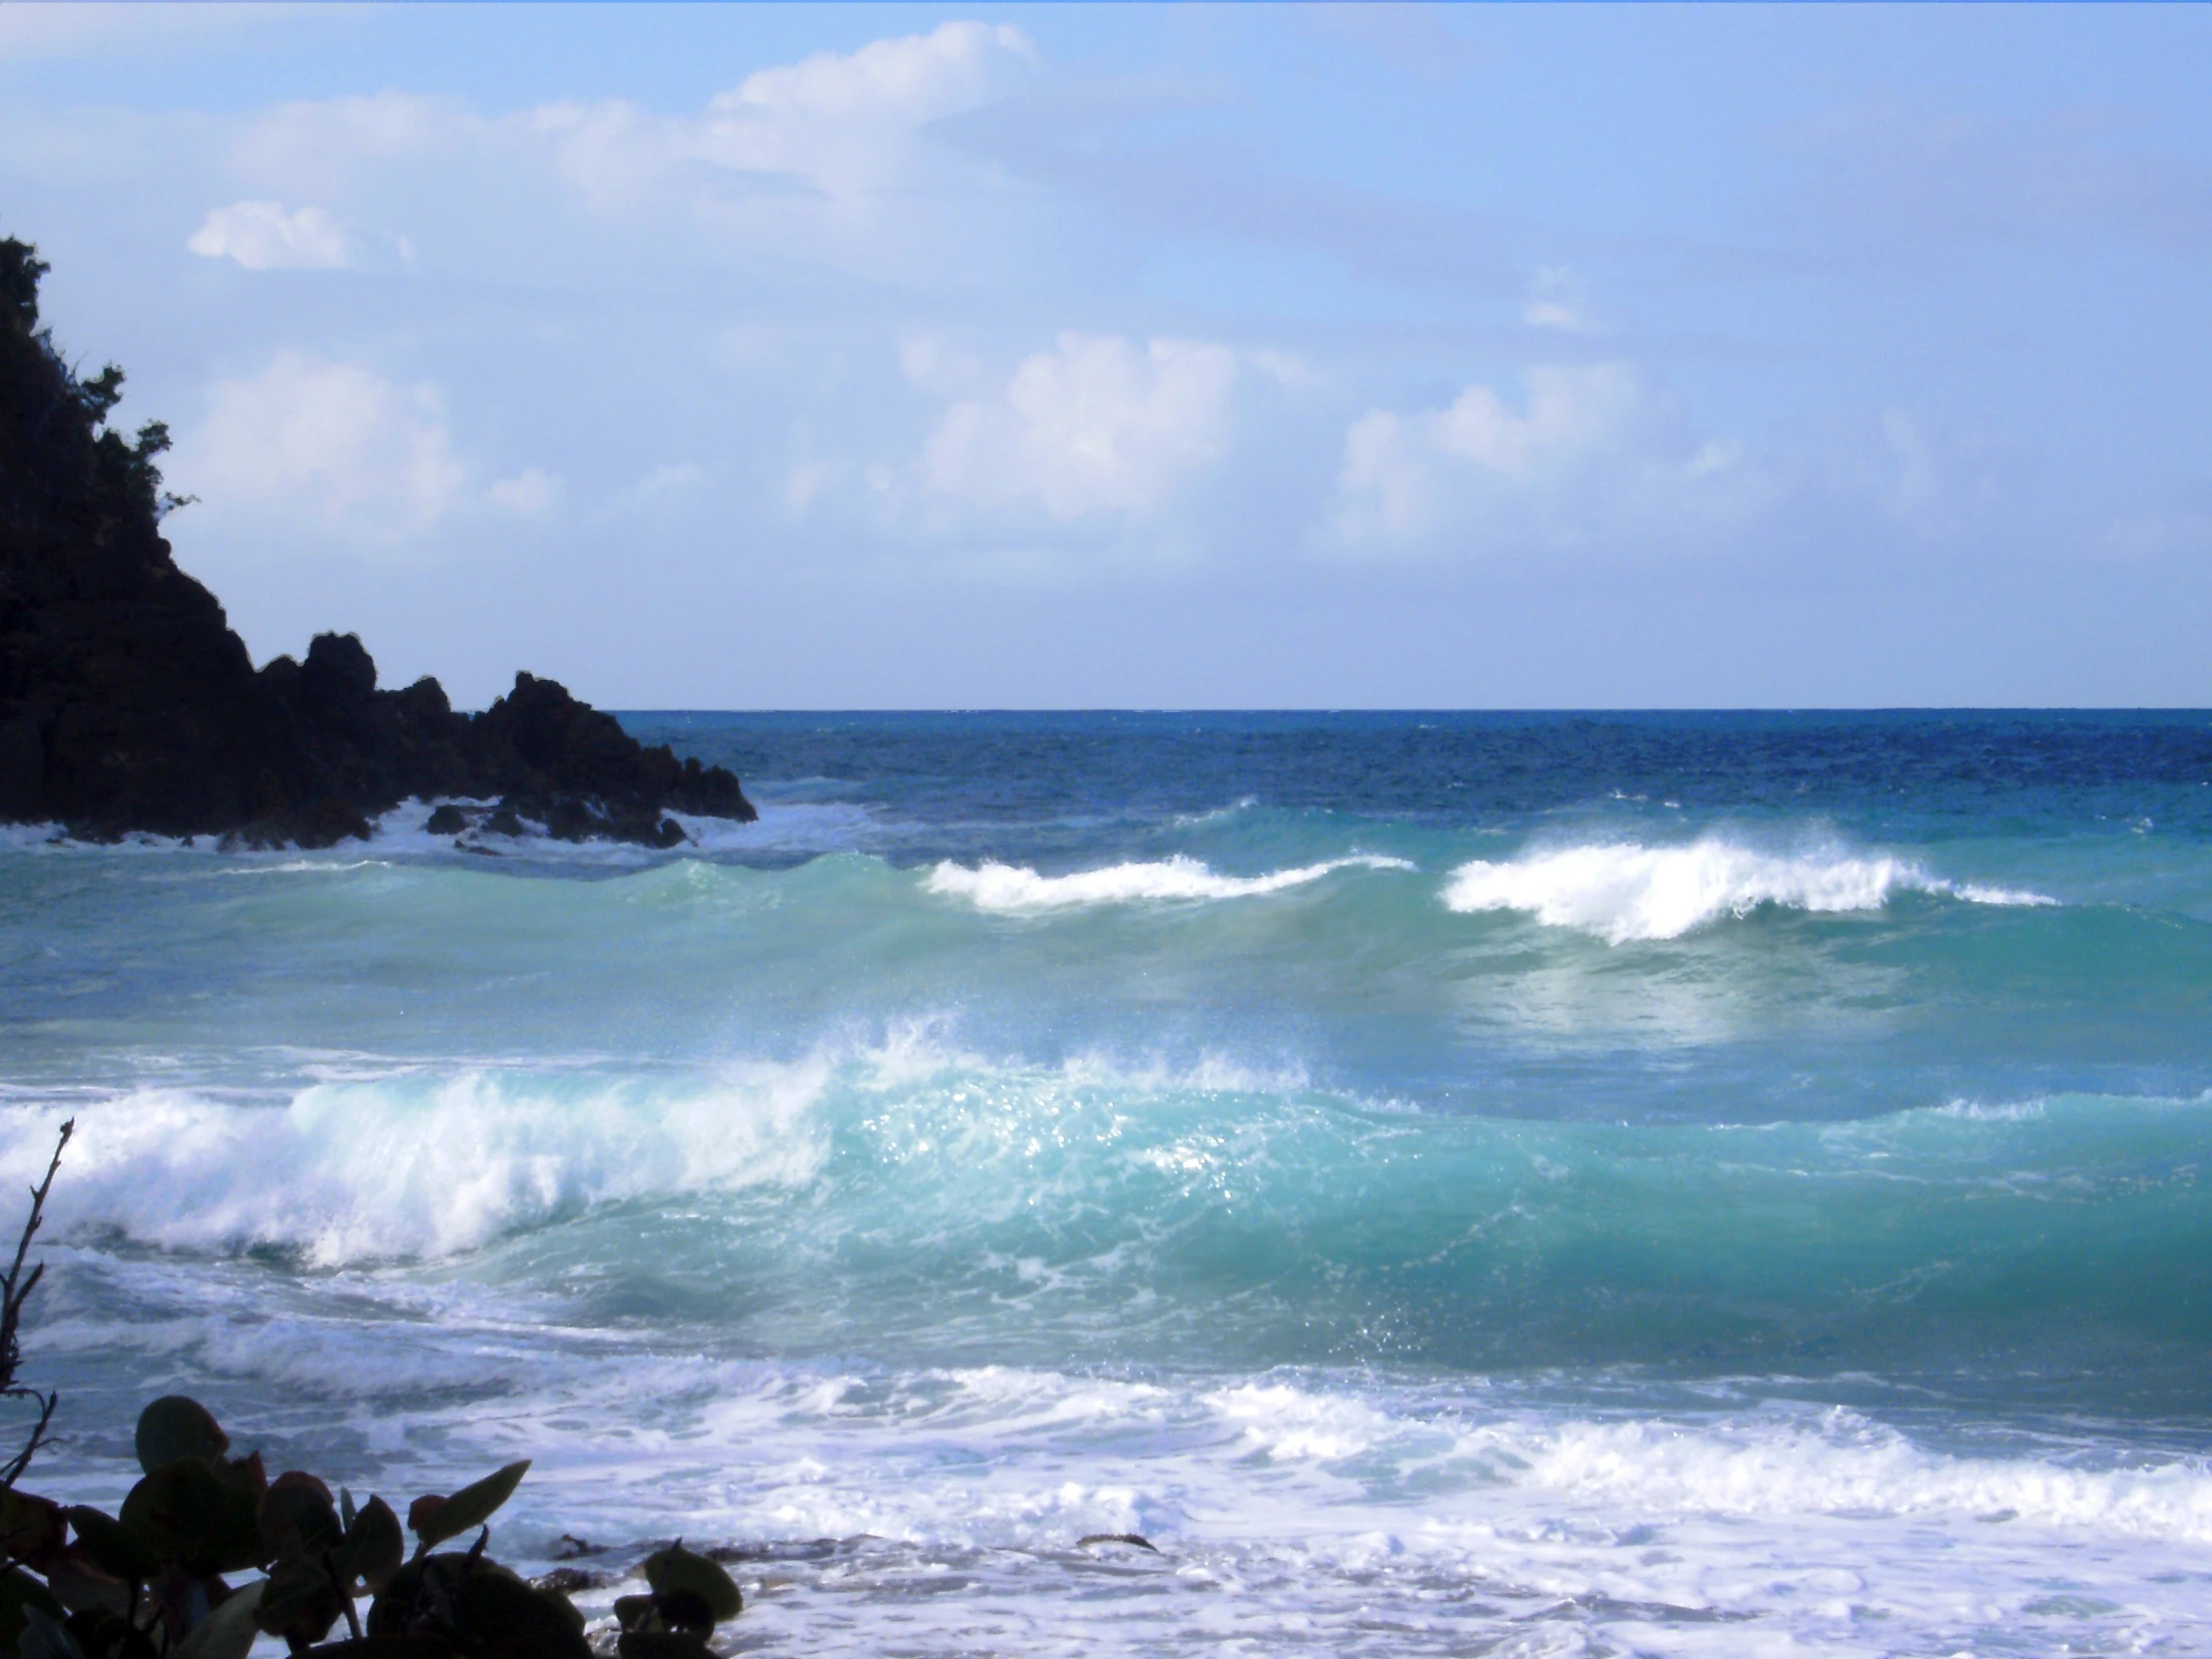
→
(5, 3, 2209, 707)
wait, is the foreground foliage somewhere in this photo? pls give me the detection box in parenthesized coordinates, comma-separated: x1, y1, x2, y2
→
(0, 1127, 742, 1657)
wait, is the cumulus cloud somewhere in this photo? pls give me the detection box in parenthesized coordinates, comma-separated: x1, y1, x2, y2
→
(187, 200, 352, 270)
(237, 23, 1034, 208)
(919, 331, 1238, 522)
(216, 23, 1042, 284)
(175, 352, 553, 546)
(1328, 363, 1769, 556)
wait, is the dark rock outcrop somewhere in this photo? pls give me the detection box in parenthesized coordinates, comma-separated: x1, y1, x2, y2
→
(0, 237, 754, 847)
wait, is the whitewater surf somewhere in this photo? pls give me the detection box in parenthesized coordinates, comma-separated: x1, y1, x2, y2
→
(6, 710, 2211, 1658)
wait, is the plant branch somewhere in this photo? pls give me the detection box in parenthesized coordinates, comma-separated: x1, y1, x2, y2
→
(0, 1120, 71, 1486)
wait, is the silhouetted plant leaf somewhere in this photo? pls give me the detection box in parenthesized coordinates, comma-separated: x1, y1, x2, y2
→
(133, 1398, 228, 1476)
(15, 1605, 82, 1659)
(615, 1635, 709, 1659)
(255, 1555, 344, 1647)
(119, 1460, 265, 1576)
(448, 1570, 589, 1659)
(333, 1495, 403, 1594)
(407, 1461, 528, 1551)
(339, 1488, 357, 1534)
(63, 1508, 157, 1585)
(38, 1551, 131, 1618)
(170, 1579, 264, 1659)
(643, 1542, 741, 1623)
(299, 1640, 458, 1658)
(65, 1607, 158, 1659)
(0, 1488, 66, 1564)
(0, 1567, 66, 1655)
(260, 1471, 342, 1562)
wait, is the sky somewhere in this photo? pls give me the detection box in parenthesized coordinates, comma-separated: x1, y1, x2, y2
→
(3, 2, 2209, 709)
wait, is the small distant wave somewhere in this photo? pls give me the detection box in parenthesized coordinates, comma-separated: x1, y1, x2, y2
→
(1443, 837, 2058, 942)
(1172, 796, 1260, 828)
(926, 853, 1414, 912)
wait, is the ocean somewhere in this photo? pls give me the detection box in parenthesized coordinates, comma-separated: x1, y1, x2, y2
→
(5, 710, 2212, 1656)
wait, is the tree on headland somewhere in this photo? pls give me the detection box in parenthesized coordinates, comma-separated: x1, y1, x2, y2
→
(0, 239, 188, 534)
(0, 234, 753, 849)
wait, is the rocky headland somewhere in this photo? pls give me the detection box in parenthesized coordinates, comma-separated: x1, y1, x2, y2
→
(0, 237, 753, 849)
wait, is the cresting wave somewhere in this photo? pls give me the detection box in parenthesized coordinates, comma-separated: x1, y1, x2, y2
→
(12, 1045, 2208, 1385)
(1443, 836, 2057, 942)
(0, 1067, 827, 1265)
(925, 853, 1415, 911)
(0, 1039, 1314, 1267)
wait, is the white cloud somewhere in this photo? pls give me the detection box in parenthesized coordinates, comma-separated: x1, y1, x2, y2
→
(1250, 347, 1320, 389)
(898, 331, 989, 399)
(1329, 363, 1770, 555)
(175, 352, 553, 546)
(217, 23, 1042, 282)
(1522, 266, 1601, 333)
(453, 21, 1039, 214)
(187, 200, 352, 270)
(486, 467, 560, 516)
(719, 21, 1032, 125)
(920, 331, 1238, 521)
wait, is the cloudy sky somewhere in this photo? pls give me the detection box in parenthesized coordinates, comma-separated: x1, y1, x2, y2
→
(5, 3, 2209, 707)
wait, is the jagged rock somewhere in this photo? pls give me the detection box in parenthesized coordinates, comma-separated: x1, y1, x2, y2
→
(0, 237, 756, 847)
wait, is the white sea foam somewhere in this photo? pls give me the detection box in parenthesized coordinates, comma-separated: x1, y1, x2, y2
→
(1512, 1408, 2212, 1538)
(31, 1331, 2212, 1658)
(925, 853, 1414, 911)
(1442, 837, 2057, 942)
(0, 1064, 828, 1265)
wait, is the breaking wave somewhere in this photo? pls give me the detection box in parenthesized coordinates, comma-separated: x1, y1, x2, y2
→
(0, 1066, 828, 1266)
(1443, 837, 2056, 942)
(924, 853, 1414, 912)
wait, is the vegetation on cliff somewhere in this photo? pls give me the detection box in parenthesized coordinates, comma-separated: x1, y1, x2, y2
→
(0, 237, 754, 849)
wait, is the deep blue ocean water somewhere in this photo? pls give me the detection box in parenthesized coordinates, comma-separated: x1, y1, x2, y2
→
(6, 711, 2212, 1656)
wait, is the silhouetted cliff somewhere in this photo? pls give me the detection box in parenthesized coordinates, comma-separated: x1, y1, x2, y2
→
(0, 237, 753, 847)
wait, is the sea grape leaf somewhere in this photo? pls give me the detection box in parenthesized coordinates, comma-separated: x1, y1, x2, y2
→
(15, 1606, 84, 1659)
(212, 1451, 266, 1503)
(447, 1572, 589, 1659)
(407, 1462, 528, 1551)
(642, 1543, 741, 1623)
(170, 1580, 264, 1659)
(255, 1555, 344, 1648)
(338, 1488, 357, 1534)
(363, 1554, 584, 1659)
(37, 1552, 130, 1618)
(134, 1399, 228, 1477)
(63, 1509, 158, 1585)
(0, 1489, 66, 1563)
(64, 1608, 158, 1659)
(119, 1461, 265, 1577)
(615, 1635, 710, 1659)
(0, 1568, 66, 1654)
(260, 1472, 342, 1562)
(298, 1638, 458, 1658)
(333, 1496, 403, 1594)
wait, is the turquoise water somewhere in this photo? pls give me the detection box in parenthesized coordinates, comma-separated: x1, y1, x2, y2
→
(6, 712, 2212, 1655)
